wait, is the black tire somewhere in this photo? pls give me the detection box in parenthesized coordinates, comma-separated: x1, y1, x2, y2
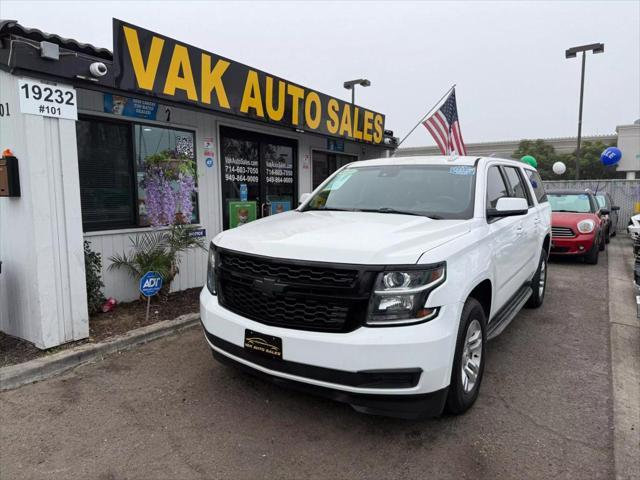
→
(445, 298, 486, 415)
(584, 240, 599, 264)
(605, 226, 611, 244)
(526, 249, 547, 308)
(611, 228, 616, 237)
(599, 231, 606, 251)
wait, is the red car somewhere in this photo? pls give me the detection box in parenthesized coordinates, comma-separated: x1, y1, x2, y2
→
(548, 189, 607, 264)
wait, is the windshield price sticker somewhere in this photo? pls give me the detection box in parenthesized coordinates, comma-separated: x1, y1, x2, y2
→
(449, 166, 476, 176)
(18, 79, 77, 120)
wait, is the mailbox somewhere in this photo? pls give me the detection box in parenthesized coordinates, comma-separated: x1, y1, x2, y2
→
(0, 153, 20, 197)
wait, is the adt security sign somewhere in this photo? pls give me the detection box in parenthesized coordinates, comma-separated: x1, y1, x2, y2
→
(139, 271, 163, 297)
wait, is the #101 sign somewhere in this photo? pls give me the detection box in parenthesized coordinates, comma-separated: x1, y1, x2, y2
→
(18, 79, 77, 120)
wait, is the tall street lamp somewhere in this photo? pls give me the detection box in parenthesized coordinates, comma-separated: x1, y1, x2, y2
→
(343, 78, 371, 104)
(565, 43, 604, 180)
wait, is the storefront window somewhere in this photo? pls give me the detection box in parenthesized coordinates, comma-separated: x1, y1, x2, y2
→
(134, 125, 197, 226)
(76, 117, 198, 231)
(77, 119, 136, 231)
(312, 151, 355, 189)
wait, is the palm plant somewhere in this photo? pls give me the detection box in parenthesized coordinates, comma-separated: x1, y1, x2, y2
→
(108, 225, 205, 298)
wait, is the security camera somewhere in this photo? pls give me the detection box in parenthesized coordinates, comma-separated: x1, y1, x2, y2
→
(89, 62, 108, 78)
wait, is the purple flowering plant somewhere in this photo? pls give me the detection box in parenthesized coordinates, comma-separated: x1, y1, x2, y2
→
(140, 150, 197, 227)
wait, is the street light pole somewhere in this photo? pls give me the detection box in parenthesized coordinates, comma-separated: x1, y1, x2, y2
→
(575, 51, 586, 181)
(343, 78, 371, 105)
(565, 42, 604, 181)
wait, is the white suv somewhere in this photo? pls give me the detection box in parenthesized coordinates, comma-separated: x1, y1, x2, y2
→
(200, 156, 551, 418)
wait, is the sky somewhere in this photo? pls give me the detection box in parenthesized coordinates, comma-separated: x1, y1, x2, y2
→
(2, 0, 639, 148)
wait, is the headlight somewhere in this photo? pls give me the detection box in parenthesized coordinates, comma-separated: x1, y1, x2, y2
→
(206, 245, 217, 295)
(367, 264, 445, 326)
(577, 219, 595, 234)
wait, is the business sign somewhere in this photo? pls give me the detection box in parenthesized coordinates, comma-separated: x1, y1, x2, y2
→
(104, 93, 158, 119)
(139, 271, 163, 297)
(188, 227, 207, 238)
(18, 79, 77, 120)
(113, 19, 385, 144)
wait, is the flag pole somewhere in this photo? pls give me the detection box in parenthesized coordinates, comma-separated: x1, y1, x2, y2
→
(394, 84, 456, 151)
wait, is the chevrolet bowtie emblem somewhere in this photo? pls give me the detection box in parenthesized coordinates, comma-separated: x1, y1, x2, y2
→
(253, 278, 285, 296)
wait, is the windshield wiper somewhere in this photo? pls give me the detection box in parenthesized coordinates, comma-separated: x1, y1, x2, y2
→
(359, 208, 443, 219)
(553, 209, 581, 213)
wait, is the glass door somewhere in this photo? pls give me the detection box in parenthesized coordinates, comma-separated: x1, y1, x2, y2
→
(263, 143, 295, 218)
(220, 126, 297, 229)
(312, 151, 356, 189)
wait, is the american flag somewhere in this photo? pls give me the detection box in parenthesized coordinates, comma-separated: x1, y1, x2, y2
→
(422, 89, 466, 156)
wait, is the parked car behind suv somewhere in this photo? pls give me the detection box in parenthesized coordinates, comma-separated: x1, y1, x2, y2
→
(548, 190, 607, 264)
(200, 156, 551, 418)
(595, 192, 620, 243)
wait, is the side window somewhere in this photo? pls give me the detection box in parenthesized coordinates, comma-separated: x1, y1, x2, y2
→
(503, 166, 533, 207)
(525, 170, 547, 203)
(486, 166, 509, 209)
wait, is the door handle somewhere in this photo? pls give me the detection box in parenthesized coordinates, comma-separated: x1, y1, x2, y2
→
(534, 217, 541, 224)
(515, 226, 524, 236)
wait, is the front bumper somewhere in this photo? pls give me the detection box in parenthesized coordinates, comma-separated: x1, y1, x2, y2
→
(200, 287, 461, 417)
(550, 232, 597, 255)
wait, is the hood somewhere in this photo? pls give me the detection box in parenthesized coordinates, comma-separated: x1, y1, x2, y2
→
(213, 210, 472, 265)
(552, 211, 599, 228)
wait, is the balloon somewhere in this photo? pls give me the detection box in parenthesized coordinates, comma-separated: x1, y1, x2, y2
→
(601, 147, 622, 166)
(552, 161, 566, 175)
(520, 155, 538, 168)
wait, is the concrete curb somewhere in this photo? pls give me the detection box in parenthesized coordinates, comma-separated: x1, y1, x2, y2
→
(607, 237, 640, 480)
(0, 312, 200, 392)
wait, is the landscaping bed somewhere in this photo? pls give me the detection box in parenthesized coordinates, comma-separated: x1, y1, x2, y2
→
(0, 287, 200, 368)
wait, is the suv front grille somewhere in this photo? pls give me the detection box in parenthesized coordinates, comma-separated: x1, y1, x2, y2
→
(552, 226, 576, 238)
(216, 249, 376, 333)
(220, 250, 359, 287)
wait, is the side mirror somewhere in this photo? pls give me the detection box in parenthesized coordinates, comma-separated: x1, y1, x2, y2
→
(299, 193, 312, 205)
(612, 205, 620, 211)
(600, 208, 610, 216)
(487, 197, 528, 218)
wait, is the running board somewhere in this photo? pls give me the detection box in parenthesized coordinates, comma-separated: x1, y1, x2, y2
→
(487, 285, 532, 340)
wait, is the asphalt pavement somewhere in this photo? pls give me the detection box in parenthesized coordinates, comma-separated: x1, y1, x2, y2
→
(0, 252, 614, 480)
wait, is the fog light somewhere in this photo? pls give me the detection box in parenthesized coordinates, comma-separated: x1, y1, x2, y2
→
(578, 245, 585, 251)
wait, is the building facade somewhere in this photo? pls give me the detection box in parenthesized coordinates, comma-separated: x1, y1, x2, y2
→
(0, 20, 393, 348)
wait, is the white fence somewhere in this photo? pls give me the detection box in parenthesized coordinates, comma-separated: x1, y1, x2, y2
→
(543, 179, 640, 232)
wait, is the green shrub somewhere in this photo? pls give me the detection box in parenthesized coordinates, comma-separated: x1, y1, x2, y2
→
(84, 240, 105, 314)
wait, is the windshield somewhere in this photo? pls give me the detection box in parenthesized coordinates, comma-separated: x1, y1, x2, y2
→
(595, 195, 607, 208)
(304, 164, 476, 219)
(548, 193, 594, 213)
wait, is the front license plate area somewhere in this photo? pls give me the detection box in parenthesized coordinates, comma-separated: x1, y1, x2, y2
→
(244, 329, 282, 359)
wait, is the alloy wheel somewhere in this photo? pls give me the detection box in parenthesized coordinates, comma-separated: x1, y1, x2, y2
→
(461, 319, 483, 393)
(538, 259, 546, 298)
